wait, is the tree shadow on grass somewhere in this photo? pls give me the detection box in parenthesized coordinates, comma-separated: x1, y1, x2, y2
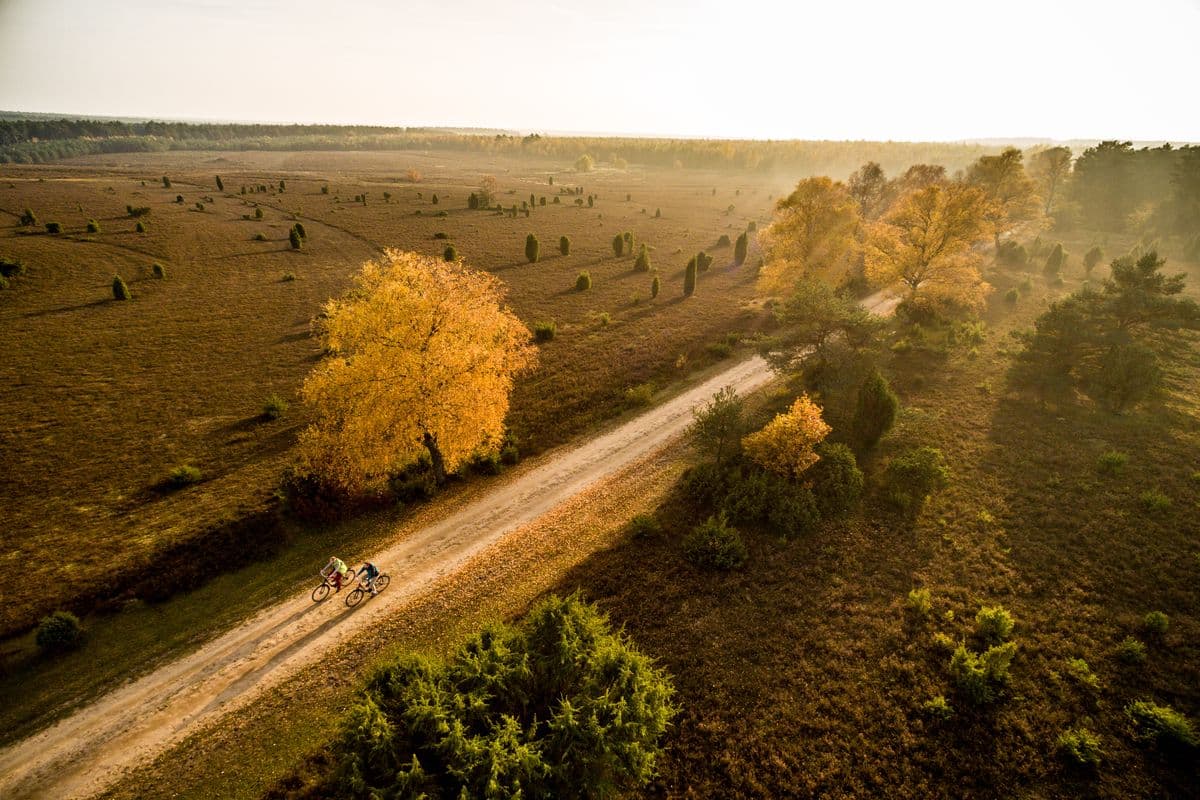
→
(22, 298, 110, 318)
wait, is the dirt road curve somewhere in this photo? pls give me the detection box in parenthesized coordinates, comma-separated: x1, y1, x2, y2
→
(0, 357, 776, 800)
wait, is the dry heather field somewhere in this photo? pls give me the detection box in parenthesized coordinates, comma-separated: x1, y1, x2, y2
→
(0, 150, 779, 636)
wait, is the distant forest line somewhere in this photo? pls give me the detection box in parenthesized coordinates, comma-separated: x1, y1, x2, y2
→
(0, 117, 1005, 175)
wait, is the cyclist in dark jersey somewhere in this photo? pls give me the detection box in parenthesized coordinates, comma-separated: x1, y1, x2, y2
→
(359, 561, 380, 595)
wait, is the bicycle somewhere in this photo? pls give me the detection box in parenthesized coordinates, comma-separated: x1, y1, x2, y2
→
(312, 565, 357, 603)
(345, 571, 390, 607)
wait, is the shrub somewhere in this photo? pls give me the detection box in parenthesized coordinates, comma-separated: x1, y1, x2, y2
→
(152, 263, 166, 279)
(684, 258, 697, 297)
(321, 185, 330, 194)
(0, 257, 24, 278)
(651, 274, 660, 299)
(997, 240, 1028, 266)
(253, 232, 267, 242)
(1126, 700, 1199, 751)
(111, 274, 131, 300)
(624, 382, 654, 408)
(1065, 657, 1100, 691)
(716, 233, 732, 248)
(720, 470, 820, 537)
(574, 153, 595, 172)
(434, 243, 454, 262)
(575, 271, 591, 291)
(884, 447, 950, 511)
(1139, 489, 1171, 513)
(923, 695, 954, 721)
(975, 605, 1015, 643)
(35, 611, 84, 653)
(734, 231, 749, 266)
(634, 244, 651, 272)
(683, 513, 747, 570)
(263, 394, 289, 420)
(655, 207, 661, 218)
(1116, 636, 1147, 665)
(289, 228, 302, 250)
(533, 320, 556, 342)
(135, 220, 147, 233)
(162, 176, 171, 188)
(282, 272, 296, 282)
(808, 442, 864, 515)
(431, 194, 438, 205)
(194, 202, 205, 212)
(1044, 242, 1066, 275)
(164, 464, 201, 487)
(851, 369, 898, 452)
(525, 233, 539, 263)
(612, 233, 624, 257)
(1097, 450, 1127, 473)
(293, 222, 307, 239)
(327, 594, 675, 799)
(215, 175, 224, 191)
(906, 588, 932, 620)
(1142, 611, 1169, 637)
(706, 341, 732, 359)
(949, 641, 1017, 705)
(1058, 727, 1104, 767)
(45, 221, 62, 234)
(696, 251, 714, 272)
(433, 231, 449, 239)
(627, 514, 662, 538)
(19, 207, 37, 226)
(175, 194, 184, 203)
(254, 207, 264, 219)
(1083, 245, 1104, 276)
(1004, 287, 1019, 304)
(559, 235, 570, 256)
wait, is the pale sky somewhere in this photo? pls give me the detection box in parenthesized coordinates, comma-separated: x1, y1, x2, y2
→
(1, 0, 1198, 142)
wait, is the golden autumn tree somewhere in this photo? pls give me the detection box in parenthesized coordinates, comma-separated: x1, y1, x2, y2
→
(966, 147, 1042, 248)
(865, 183, 992, 312)
(759, 176, 862, 293)
(741, 395, 831, 480)
(1029, 145, 1072, 215)
(297, 250, 537, 492)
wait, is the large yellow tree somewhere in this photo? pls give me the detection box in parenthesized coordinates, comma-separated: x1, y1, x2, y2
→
(297, 250, 537, 492)
(865, 183, 992, 312)
(966, 147, 1042, 248)
(759, 176, 862, 293)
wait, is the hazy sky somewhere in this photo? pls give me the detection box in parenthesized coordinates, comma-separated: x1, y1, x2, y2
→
(1, 0, 1198, 142)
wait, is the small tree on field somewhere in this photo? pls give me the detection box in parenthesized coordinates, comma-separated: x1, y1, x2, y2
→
(36, 611, 84, 653)
(612, 233, 624, 257)
(112, 274, 131, 300)
(1084, 245, 1104, 277)
(289, 228, 303, 250)
(468, 192, 480, 210)
(575, 154, 595, 172)
(162, 176, 171, 188)
(19, 208, 37, 226)
(279, 180, 286, 192)
(684, 259, 697, 296)
(651, 274, 660, 299)
(86, 219, 100, 234)
(525, 233, 540, 263)
(443, 244, 457, 262)
(254, 207, 264, 219)
(478, 175, 498, 207)
(559, 236, 570, 256)
(852, 369, 899, 451)
(215, 175, 224, 191)
(135, 221, 146, 233)
(885, 447, 951, 511)
(321, 185, 330, 194)
(634, 244, 651, 272)
(588, 195, 594, 208)
(1044, 243, 1066, 275)
(690, 386, 746, 467)
(623, 231, 634, 254)
(576, 271, 591, 291)
(432, 194, 439, 205)
(293, 222, 307, 239)
(655, 207, 661, 218)
(742, 394, 831, 479)
(734, 231, 749, 266)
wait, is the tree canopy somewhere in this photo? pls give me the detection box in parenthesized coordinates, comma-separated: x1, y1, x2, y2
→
(966, 147, 1042, 248)
(297, 250, 537, 491)
(742, 395, 831, 480)
(864, 182, 991, 313)
(759, 177, 862, 293)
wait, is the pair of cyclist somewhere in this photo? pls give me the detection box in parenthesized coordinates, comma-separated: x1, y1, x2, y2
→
(324, 557, 381, 595)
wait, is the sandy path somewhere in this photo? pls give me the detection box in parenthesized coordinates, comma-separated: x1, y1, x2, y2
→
(0, 356, 776, 800)
(0, 286, 899, 800)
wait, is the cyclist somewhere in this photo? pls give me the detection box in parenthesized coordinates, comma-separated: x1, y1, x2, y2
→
(325, 556, 350, 592)
(359, 560, 381, 596)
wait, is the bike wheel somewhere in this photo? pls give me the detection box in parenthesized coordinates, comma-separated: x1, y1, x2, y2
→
(312, 583, 331, 603)
(374, 574, 390, 593)
(345, 588, 365, 608)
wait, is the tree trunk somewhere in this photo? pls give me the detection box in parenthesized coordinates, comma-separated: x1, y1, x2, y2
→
(422, 431, 447, 485)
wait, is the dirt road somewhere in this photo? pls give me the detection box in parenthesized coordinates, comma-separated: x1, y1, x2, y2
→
(0, 355, 777, 800)
(0, 286, 899, 800)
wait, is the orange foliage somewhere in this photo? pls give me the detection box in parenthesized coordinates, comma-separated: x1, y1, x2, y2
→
(741, 395, 831, 479)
